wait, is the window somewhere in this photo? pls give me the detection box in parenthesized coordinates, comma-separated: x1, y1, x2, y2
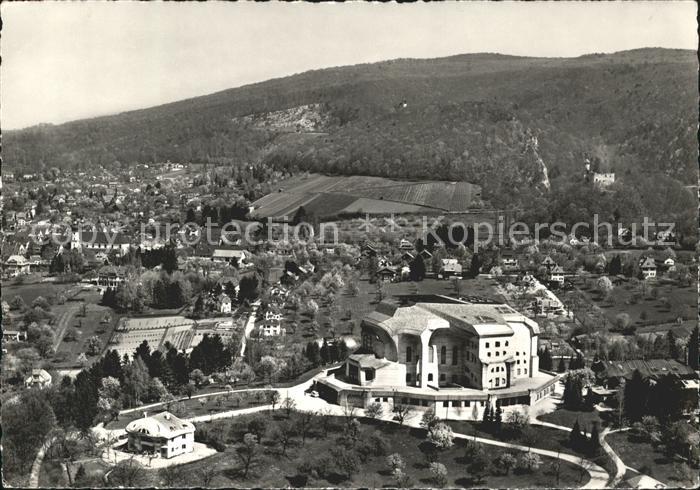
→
(495, 378, 500, 387)
(485, 342, 490, 348)
(524, 368, 527, 374)
(440, 374, 446, 382)
(440, 346, 447, 365)
(495, 351, 500, 356)
(503, 351, 506, 355)
(428, 373, 434, 382)
(495, 341, 500, 347)
(517, 369, 521, 375)
(406, 373, 412, 383)
(517, 360, 520, 364)
(429, 348, 434, 363)
(505, 341, 509, 346)
(452, 400, 461, 407)
(480, 401, 485, 407)
(452, 346, 459, 365)
(443, 401, 449, 407)
(487, 352, 491, 357)
(182, 444, 186, 449)
(406, 346, 412, 363)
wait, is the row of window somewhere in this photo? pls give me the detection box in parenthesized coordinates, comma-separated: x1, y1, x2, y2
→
(485, 340, 509, 348)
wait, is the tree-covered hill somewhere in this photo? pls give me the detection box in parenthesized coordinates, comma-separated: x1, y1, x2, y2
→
(3, 48, 697, 242)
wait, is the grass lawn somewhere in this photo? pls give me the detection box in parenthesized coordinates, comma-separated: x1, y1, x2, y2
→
(133, 414, 587, 488)
(2, 282, 78, 307)
(52, 301, 121, 368)
(103, 389, 275, 430)
(606, 431, 696, 488)
(573, 277, 696, 327)
(537, 408, 604, 431)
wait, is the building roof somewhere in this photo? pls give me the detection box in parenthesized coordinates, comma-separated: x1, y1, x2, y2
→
(363, 299, 536, 339)
(126, 411, 195, 438)
(212, 248, 246, 259)
(601, 359, 696, 380)
(349, 353, 393, 370)
(639, 256, 656, 268)
(26, 369, 52, 384)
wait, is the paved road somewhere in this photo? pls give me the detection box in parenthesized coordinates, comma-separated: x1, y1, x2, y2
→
(27, 436, 56, 488)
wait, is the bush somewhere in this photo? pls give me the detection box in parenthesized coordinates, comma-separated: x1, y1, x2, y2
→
(429, 462, 448, 487)
(516, 452, 542, 473)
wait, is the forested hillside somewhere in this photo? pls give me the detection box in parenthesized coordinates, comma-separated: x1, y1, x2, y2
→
(3, 48, 697, 242)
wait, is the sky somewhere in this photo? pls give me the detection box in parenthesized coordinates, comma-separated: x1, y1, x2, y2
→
(1, 1, 697, 130)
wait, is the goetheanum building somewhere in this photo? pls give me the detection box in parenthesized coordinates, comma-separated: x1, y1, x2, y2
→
(316, 295, 556, 418)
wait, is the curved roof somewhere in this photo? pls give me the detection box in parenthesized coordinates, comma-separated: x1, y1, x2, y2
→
(363, 300, 542, 338)
(126, 411, 194, 438)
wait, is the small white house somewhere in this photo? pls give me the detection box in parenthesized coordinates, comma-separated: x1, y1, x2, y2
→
(125, 411, 195, 459)
(5, 255, 30, 277)
(639, 257, 657, 280)
(439, 258, 462, 279)
(663, 257, 676, 272)
(25, 369, 52, 389)
(261, 311, 285, 337)
(218, 293, 232, 313)
(548, 265, 565, 284)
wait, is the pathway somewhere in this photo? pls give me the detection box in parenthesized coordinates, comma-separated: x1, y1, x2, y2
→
(89, 369, 610, 488)
(52, 303, 81, 350)
(240, 300, 260, 357)
(27, 435, 56, 488)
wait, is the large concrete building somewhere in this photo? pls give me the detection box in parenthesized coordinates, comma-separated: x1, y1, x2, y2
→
(317, 295, 556, 417)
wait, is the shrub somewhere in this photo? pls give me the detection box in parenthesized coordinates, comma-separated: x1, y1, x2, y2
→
(429, 462, 448, 487)
(516, 452, 542, 473)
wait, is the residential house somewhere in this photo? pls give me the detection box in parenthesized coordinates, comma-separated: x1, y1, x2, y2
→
(4, 255, 30, 277)
(547, 265, 565, 285)
(25, 369, 52, 388)
(541, 255, 556, 271)
(663, 257, 676, 273)
(376, 266, 398, 283)
(438, 258, 462, 279)
(3, 330, 27, 342)
(500, 249, 519, 270)
(260, 311, 285, 337)
(639, 256, 657, 280)
(218, 293, 232, 314)
(398, 239, 414, 251)
(125, 411, 195, 458)
(593, 172, 615, 188)
(211, 247, 249, 268)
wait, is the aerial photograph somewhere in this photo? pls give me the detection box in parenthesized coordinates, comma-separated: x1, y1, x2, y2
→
(0, 2, 698, 489)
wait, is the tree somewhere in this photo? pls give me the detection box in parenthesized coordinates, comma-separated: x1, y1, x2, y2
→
(236, 433, 260, 478)
(268, 390, 281, 412)
(1, 390, 57, 474)
(494, 452, 517, 475)
(426, 422, 455, 460)
(688, 325, 699, 370)
(386, 453, 406, 474)
(282, 396, 296, 418)
(259, 355, 285, 384)
(539, 346, 553, 370)
(429, 462, 448, 487)
(465, 443, 490, 483)
(159, 465, 185, 486)
(482, 403, 491, 427)
(557, 356, 566, 373)
(469, 253, 482, 277)
(295, 410, 315, 445)
(393, 404, 412, 426)
(110, 457, 146, 487)
(623, 369, 648, 422)
(365, 402, 383, 420)
(271, 420, 297, 456)
(517, 452, 543, 473)
(189, 368, 205, 388)
(246, 415, 267, 442)
(330, 446, 360, 480)
(85, 335, 102, 356)
(97, 376, 123, 422)
(505, 408, 530, 439)
(421, 407, 439, 429)
(10, 295, 26, 311)
(588, 422, 601, 455)
(609, 255, 622, 275)
(569, 420, 585, 449)
(409, 255, 426, 281)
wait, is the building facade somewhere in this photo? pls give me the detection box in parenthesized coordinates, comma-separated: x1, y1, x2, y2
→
(317, 296, 556, 415)
(125, 411, 195, 458)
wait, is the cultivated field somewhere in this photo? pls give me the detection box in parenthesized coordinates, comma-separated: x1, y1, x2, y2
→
(250, 174, 483, 220)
